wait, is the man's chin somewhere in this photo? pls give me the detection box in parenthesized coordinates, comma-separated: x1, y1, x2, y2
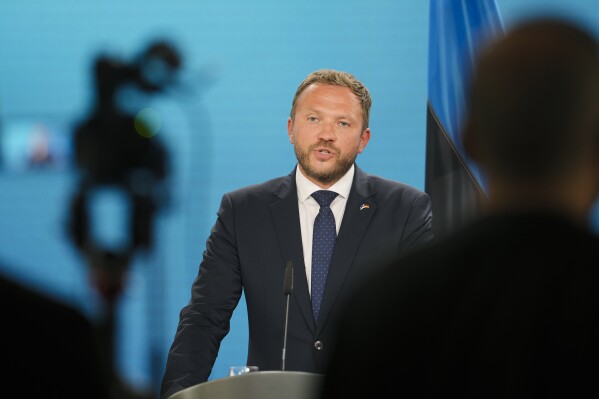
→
(303, 163, 349, 186)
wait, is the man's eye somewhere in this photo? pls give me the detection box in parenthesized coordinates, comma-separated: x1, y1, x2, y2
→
(307, 116, 318, 122)
(339, 121, 350, 127)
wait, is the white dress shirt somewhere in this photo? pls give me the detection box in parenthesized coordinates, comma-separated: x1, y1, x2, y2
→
(295, 164, 354, 296)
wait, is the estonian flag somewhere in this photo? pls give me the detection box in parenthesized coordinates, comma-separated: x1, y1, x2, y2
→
(425, 0, 504, 238)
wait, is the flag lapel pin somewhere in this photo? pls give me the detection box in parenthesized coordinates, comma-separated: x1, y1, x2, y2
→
(359, 203, 370, 211)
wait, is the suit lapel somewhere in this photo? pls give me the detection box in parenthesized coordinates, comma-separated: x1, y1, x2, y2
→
(270, 169, 316, 333)
(316, 166, 376, 334)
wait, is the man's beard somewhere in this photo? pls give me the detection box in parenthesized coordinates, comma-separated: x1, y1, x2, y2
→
(294, 142, 358, 186)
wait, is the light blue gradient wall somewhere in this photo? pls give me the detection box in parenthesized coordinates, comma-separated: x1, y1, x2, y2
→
(0, 0, 598, 396)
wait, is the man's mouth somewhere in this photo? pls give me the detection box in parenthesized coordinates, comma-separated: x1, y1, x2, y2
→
(312, 146, 336, 161)
(311, 143, 336, 155)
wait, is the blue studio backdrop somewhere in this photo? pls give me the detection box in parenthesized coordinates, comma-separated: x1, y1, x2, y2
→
(1, 0, 599, 396)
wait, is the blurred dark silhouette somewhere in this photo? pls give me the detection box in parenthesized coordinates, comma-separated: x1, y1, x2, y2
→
(69, 40, 179, 305)
(0, 269, 114, 398)
(322, 16, 599, 399)
(67, 39, 183, 399)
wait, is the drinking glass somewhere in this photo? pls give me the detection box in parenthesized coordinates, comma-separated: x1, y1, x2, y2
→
(228, 366, 259, 377)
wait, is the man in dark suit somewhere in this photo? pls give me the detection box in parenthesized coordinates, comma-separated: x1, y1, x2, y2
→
(321, 17, 599, 398)
(160, 69, 433, 398)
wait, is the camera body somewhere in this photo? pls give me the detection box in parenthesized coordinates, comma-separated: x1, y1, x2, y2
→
(67, 40, 181, 300)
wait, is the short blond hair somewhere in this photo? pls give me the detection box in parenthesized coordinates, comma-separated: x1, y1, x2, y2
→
(290, 69, 372, 130)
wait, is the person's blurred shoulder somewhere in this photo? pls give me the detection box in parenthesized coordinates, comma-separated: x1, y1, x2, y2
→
(0, 270, 112, 399)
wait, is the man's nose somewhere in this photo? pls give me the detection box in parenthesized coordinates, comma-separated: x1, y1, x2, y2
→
(317, 122, 336, 141)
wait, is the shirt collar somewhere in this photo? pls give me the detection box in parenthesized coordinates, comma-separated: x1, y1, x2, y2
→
(296, 164, 354, 203)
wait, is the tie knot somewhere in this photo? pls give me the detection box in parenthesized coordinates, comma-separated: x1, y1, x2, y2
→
(312, 190, 338, 208)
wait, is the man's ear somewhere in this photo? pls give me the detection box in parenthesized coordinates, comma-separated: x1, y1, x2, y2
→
(287, 117, 294, 144)
(358, 128, 371, 154)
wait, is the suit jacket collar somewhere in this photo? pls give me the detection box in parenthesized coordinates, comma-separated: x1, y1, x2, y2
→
(270, 167, 315, 331)
(270, 164, 377, 334)
(317, 164, 376, 333)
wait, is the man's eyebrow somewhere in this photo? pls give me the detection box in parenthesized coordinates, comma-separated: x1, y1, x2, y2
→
(301, 108, 356, 121)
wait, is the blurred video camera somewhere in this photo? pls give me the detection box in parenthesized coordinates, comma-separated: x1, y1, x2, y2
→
(67, 40, 182, 300)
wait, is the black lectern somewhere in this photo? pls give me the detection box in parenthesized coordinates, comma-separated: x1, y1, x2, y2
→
(168, 371, 324, 399)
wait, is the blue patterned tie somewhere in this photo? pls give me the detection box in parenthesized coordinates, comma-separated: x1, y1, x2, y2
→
(311, 190, 338, 324)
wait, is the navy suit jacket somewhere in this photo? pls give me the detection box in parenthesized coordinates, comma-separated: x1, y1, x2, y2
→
(161, 165, 433, 398)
